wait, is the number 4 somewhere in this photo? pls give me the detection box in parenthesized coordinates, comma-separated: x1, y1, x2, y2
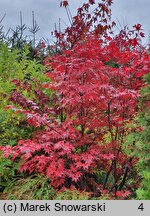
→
(138, 203, 144, 211)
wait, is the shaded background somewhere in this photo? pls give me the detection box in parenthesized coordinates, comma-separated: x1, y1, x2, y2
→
(0, 0, 149, 44)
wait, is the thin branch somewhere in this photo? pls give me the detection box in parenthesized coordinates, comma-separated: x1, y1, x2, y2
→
(0, 13, 6, 24)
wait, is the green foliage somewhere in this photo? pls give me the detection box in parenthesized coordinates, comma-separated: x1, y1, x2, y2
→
(135, 73, 150, 200)
(136, 171, 150, 200)
(55, 188, 89, 200)
(0, 42, 51, 195)
(0, 110, 34, 146)
(0, 42, 48, 147)
(0, 152, 19, 196)
(0, 43, 46, 85)
(0, 43, 19, 80)
(0, 153, 18, 183)
(122, 72, 150, 200)
(4, 175, 56, 200)
(105, 61, 120, 68)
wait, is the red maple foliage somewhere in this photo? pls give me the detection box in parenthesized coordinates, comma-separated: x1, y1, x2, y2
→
(44, 32, 149, 193)
(1, 0, 150, 198)
(54, 0, 114, 50)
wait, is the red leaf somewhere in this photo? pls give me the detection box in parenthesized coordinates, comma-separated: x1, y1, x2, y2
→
(89, 0, 95, 4)
(116, 191, 131, 198)
(133, 24, 142, 31)
(60, 1, 68, 7)
(140, 32, 145, 38)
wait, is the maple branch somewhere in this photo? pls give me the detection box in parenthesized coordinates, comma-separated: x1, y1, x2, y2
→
(110, 127, 125, 192)
(103, 161, 113, 189)
(107, 100, 114, 141)
(87, 177, 101, 196)
(103, 130, 124, 191)
(109, 152, 134, 194)
(113, 152, 120, 183)
(81, 124, 85, 136)
(60, 92, 65, 122)
(44, 121, 62, 136)
(118, 157, 133, 191)
(109, 158, 132, 194)
(114, 127, 118, 140)
(65, 6, 73, 26)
